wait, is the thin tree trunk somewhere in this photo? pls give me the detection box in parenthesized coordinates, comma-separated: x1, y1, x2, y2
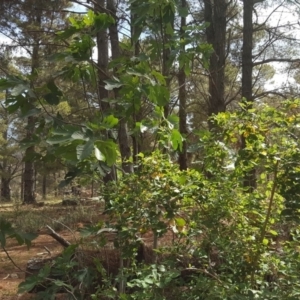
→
(23, 121, 36, 204)
(108, 0, 133, 174)
(178, 0, 188, 171)
(42, 174, 46, 200)
(1, 177, 11, 202)
(96, 0, 117, 182)
(241, 0, 256, 191)
(162, 10, 173, 118)
(23, 12, 41, 204)
(91, 179, 94, 197)
(54, 172, 58, 197)
(96, 0, 110, 113)
(0, 122, 11, 201)
(21, 163, 24, 201)
(204, 0, 227, 122)
(131, 3, 141, 167)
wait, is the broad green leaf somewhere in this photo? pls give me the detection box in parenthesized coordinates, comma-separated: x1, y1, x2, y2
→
(269, 230, 278, 236)
(262, 238, 269, 245)
(94, 146, 106, 162)
(103, 115, 119, 128)
(0, 76, 27, 91)
(77, 139, 94, 160)
(167, 114, 179, 125)
(44, 80, 63, 105)
(71, 131, 87, 141)
(104, 79, 123, 90)
(178, 6, 189, 17)
(18, 276, 39, 293)
(20, 108, 41, 118)
(151, 70, 166, 85)
(171, 129, 183, 151)
(95, 140, 117, 166)
(94, 12, 115, 31)
(175, 218, 186, 227)
(178, 175, 187, 185)
(47, 135, 72, 144)
(44, 93, 60, 105)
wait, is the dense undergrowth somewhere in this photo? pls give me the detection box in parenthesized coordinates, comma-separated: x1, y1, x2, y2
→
(2, 100, 300, 299)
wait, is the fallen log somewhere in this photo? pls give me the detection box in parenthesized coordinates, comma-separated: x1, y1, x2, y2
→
(46, 225, 71, 248)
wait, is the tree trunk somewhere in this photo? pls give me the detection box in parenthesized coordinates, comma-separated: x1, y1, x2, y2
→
(162, 8, 173, 118)
(21, 163, 24, 201)
(241, 0, 256, 191)
(1, 177, 11, 202)
(53, 172, 58, 197)
(131, 3, 141, 167)
(24, 143, 36, 204)
(23, 12, 41, 204)
(0, 123, 11, 201)
(178, 0, 188, 171)
(42, 174, 46, 200)
(204, 0, 227, 121)
(96, 0, 117, 182)
(96, 0, 110, 113)
(108, 0, 133, 174)
(91, 179, 94, 197)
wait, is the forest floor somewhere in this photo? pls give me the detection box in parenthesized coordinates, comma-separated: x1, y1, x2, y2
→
(0, 199, 105, 299)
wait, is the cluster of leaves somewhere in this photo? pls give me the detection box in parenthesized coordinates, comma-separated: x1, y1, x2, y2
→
(17, 100, 300, 299)
(98, 100, 300, 299)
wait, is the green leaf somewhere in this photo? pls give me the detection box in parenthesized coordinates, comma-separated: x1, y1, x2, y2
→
(44, 80, 63, 105)
(20, 108, 41, 118)
(47, 135, 72, 144)
(18, 276, 39, 293)
(56, 26, 78, 40)
(71, 131, 87, 141)
(94, 12, 115, 31)
(104, 79, 123, 90)
(167, 114, 179, 125)
(95, 140, 117, 166)
(269, 230, 278, 236)
(262, 238, 269, 245)
(175, 218, 186, 227)
(94, 146, 106, 162)
(77, 139, 94, 160)
(171, 129, 183, 151)
(178, 6, 189, 17)
(103, 115, 119, 128)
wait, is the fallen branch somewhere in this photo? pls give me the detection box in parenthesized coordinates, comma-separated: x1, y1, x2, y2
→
(46, 225, 71, 248)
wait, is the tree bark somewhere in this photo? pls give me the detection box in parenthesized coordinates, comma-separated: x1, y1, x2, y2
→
(162, 8, 173, 118)
(178, 0, 188, 171)
(1, 177, 11, 202)
(131, 2, 141, 167)
(108, 0, 133, 174)
(0, 110, 11, 202)
(42, 174, 46, 200)
(23, 11, 40, 204)
(95, 0, 117, 182)
(204, 0, 227, 122)
(241, 0, 256, 191)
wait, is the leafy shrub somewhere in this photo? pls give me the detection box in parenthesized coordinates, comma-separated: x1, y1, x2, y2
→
(19, 100, 300, 299)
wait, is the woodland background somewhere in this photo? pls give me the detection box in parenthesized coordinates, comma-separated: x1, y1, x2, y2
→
(1, 1, 300, 299)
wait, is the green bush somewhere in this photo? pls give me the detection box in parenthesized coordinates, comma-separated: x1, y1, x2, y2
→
(19, 100, 300, 299)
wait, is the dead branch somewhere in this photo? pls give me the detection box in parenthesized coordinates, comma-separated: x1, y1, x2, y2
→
(46, 225, 71, 248)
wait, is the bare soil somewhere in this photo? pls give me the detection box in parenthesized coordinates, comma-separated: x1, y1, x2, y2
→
(0, 200, 103, 300)
(0, 231, 75, 299)
(0, 200, 179, 299)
